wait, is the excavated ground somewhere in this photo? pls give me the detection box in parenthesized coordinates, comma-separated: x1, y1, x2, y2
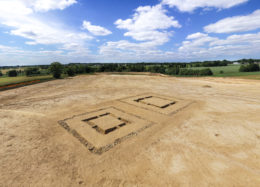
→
(0, 74, 259, 186)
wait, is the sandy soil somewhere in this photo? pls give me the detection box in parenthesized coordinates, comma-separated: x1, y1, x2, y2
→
(0, 74, 259, 186)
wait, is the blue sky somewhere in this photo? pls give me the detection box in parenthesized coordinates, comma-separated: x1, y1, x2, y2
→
(0, 0, 260, 65)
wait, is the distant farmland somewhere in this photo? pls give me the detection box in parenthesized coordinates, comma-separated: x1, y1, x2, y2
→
(0, 75, 52, 87)
(186, 64, 260, 78)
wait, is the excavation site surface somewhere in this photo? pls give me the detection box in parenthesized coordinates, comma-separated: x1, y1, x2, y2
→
(0, 74, 260, 186)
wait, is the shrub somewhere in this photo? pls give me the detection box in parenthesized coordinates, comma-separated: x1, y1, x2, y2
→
(0, 70, 2, 76)
(147, 65, 166, 74)
(248, 63, 259, 71)
(219, 70, 224, 74)
(166, 66, 179, 75)
(50, 62, 63, 78)
(75, 64, 86, 74)
(7, 70, 18, 77)
(179, 69, 199, 76)
(179, 68, 213, 76)
(192, 60, 229, 67)
(239, 64, 260, 72)
(199, 68, 213, 76)
(85, 66, 94, 73)
(25, 67, 40, 76)
(116, 65, 127, 72)
(65, 66, 76, 77)
(239, 65, 248, 72)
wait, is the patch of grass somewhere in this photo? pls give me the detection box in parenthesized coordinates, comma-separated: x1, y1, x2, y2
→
(187, 65, 239, 75)
(0, 75, 53, 86)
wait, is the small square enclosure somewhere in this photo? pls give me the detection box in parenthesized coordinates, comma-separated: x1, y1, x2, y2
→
(59, 107, 152, 154)
(121, 93, 191, 115)
(88, 114, 126, 134)
(138, 96, 175, 108)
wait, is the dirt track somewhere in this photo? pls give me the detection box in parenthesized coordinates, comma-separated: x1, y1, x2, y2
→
(0, 74, 260, 186)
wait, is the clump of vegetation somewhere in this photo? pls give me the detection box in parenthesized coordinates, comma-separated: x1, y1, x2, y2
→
(199, 68, 213, 76)
(0, 70, 3, 76)
(147, 65, 165, 74)
(25, 67, 41, 76)
(219, 70, 224, 74)
(85, 66, 95, 73)
(179, 68, 213, 76)
(237, 58, 260, 64)
(191, 60, 229, 67)
(65, 66, 76, 77)
(239, 64, 260, 72)
(165, 66, 180, 75)
(49, 62, 63, 78)
(7, 70, 18, 77)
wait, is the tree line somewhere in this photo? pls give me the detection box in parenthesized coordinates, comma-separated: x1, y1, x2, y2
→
(239, 63, 260, 72)
(47, 62, 213, 78)
(1, 58, 260, 79)
(190, 60, 229, 67)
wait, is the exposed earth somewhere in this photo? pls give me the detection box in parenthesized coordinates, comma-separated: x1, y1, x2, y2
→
(0, 74, 259, 186)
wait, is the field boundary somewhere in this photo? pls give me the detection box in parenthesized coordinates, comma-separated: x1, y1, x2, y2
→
(0, 78, 53, 92)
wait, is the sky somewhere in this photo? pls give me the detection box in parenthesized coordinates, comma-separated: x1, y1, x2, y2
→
(0, 0, 260, 65)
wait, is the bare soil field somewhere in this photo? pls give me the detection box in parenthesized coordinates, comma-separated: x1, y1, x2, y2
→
(0, 74, 259, 186)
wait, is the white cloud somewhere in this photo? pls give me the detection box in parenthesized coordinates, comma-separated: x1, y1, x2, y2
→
(105, 3, 182, 61)
(0, 1, 33, 18)
(115, 4, 181, 46)
(162, 0, 248, 12)
(2, 15, 92, 55)
(0, 44, 64, 57)
(0, 0, 92, 57)
(0, 0, 77, 14)
(82, 21, 112, 36)
(30, 0, 77, 12)
(0, 44, 95, 66)
(210, 32, 260, 46)
(100, 40, 155, 54)
(178, 32, 260, 59)
(204, 9, 260, 33)
(100, 28, 260, 62)
(0, 45, 22, 54)
(106, 4, 182, 62)
(99, 40, 176, 62)
(186, 32, 208, 39)
(179, 33, 218, 52)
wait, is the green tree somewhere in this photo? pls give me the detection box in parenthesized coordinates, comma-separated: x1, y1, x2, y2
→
(239, 64, 260, 72)
(0, 70, 2, 76)
(199, 68, 213, 76)
(166, 66, 179, 75)
(179, 68, 213, 76)
(50, 62, 63, 78)
(65, 66, 76, 76)
(7, 70, 18, 77)
(85, 65, 94, 73)
(25, 67, 40, 76)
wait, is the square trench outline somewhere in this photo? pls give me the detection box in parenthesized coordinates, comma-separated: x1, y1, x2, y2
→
(58, 106, 154, 155)
(135, 96, 176, 109)
(83, 112, 129, 135)
(119, 93, 193, 116)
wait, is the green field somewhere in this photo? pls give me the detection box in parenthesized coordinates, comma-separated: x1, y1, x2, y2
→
(0, 75, 53, 87)
(1, 68, 25, 74)
(187, 65, 260, 79)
